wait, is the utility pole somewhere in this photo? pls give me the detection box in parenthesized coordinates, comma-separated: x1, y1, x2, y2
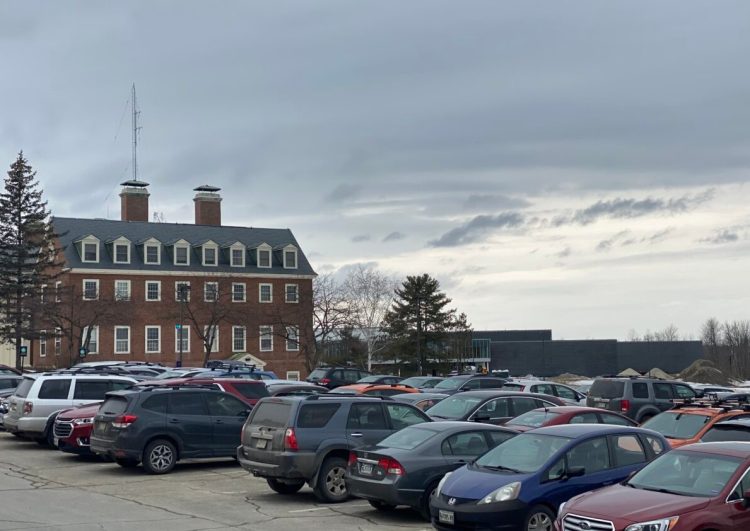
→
(416, 295, 422, 375)
(131, 83, 141, 182)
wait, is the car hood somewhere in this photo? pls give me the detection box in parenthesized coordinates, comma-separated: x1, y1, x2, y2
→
(503, 424, 533, 433)
(566, 484, 711, 523)
(57, 402, 102, 420)
(442, 465, 533, 500)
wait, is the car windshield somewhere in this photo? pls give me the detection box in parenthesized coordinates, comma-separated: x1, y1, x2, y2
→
(506, 409, 561, 428)
(475, 433, 569, 473)
(641, 412, 711, 439)
(434, 377, 466, 390)
(588, 380, 625, 399)
(426, 395, 483, 419)
(378, 426, 438, 450)
(629, 451, 742, 497)
(701, 425, 750, 442)
(308, 369, 328, 380)
(400, 377, 428, 387)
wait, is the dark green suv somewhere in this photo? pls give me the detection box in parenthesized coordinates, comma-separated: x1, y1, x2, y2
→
(586, 377, 697, 422)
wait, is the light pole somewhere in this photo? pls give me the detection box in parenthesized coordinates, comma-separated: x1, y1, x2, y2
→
(177, 284, 191, 367)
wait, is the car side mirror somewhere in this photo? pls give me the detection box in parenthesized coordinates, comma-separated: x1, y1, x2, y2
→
(473, 414, 490, 423)
(743, 489, 750, 507)
(239, 409, 251, 417)
(565, 466, 585, 479)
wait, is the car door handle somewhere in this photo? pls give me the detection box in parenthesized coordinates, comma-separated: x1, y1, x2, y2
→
(215, 420, 225, 424)
(168, 418, 180, 424)
(350, 433, 363, 437)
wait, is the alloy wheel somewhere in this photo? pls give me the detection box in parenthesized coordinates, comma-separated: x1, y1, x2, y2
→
(527, 512, 552, 531)
(325, 466, 346, 496)
(149, 444, 174, 472)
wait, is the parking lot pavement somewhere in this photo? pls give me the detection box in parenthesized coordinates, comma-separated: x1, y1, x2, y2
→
(0, 434, 431, 531)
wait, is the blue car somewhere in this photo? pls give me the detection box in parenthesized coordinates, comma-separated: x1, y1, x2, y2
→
(429, 424, 669, 531)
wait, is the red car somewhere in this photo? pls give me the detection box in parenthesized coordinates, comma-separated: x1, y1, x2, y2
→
(505, 406, 636, 432)
(555, 442, 750, 531)
(140, 377, 269, 407)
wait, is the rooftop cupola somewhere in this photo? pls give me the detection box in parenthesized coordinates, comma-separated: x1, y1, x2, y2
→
(119, 180, 150, 222)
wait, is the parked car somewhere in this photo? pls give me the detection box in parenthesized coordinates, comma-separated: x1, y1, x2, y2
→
(140, 377, 270, 408)
(0, 391, 13, 430)
(555, 442, 750, 531)
(356, 375, 403, 385)
(431, 424, 670, 531)
(427, 391, 564, 425)
(306, 366, 370, 389)
(91, 386, 251, 473)
(432, 375, 508, 395)
(505, 406, 636, 432)
(152, 368, 203, 380)
(329, 384, 420, 397)
(3, 372, 136, 445)
(391, 392, 448, 411)
(54, 401, 102, 455)
(236, 395, 431, 502)
(692, 384, 737, 398)
(399, 376, 444, 390)
(192, 368, 278, 380)
(347, 421, 518, 519)
(0, 364, 22, 375)
(266, 383, 329, 397)
(641, 399, 750, 447)
(503, 379, 586, 405)
(586, 376, 697, 422)
(701, 418, 750, 442)
(0, 375, 22, 394)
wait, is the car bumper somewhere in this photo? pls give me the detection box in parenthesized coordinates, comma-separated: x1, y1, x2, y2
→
(90, 435, 141, 461)
(236, 446, 316, 480)
(346, 474, 423, 508)
(430, 495, 529, 531)
(2, 415, 47, 436)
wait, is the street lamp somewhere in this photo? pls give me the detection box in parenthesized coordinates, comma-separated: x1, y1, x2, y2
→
(177, 284, 191, 367)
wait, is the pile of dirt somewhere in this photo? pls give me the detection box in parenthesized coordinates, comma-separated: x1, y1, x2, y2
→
(679, 359, 729, 385)
(552, 373, 589, 384)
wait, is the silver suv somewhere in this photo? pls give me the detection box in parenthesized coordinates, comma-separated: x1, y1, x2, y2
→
(4, 372, 136, 444)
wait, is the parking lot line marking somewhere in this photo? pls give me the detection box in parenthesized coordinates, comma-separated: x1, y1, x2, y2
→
(288, 507, 330, 513)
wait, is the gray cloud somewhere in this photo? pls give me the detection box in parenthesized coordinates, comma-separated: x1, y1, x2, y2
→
(382, 231, 405, 242)
(700, 229, 740, 245)
(596, 230, 631, 253)
(645, 228, 674, 244)
(556, 246, 572, 258)
(326, 184, 361, 203)
(351, 234, 371, 243)
(461, 194, 530, 212)
(429, 212, 525, 247)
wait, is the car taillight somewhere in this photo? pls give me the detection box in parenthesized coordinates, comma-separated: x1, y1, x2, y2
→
(284, 428, 298, 451)
(23, 401, 33, 415)
(620, 399, 630, 413)
(377, 457, 405, 476)
(348, 451, 358, 466)
(112, 414, 137, 428)
(320, 378, 331, 385)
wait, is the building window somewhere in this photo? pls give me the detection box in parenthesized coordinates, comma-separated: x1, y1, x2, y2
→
(39, 331, 47, 357)
(174, 244, 190, 266)
(175, 281, 191, 302)
(114, 326, 131, 354)
(285, 284, 299, 303)
(114, 243, 130, 264)
(54, 328, 62, 356)
(145, 326, 161, 354)
(82, 279, 99, 300)
(40, 284, 47, 303)
(145, 244, 160, 265)
(175, 325, 190, 353)
(83, 326, 99, 354)
(203, 245, 218, 266)
(204, 282, 219, 302)
(204, 325, 219, 353)
(55, 281, 62, 302)
(286, 326, 299, 351)
(230, 246, 245, 267)
(286, 371, 300, 381)
(114, 280, 131, 301)
(232, 326, 246, 352)
(82, 241, 99, 263)
(283, 248, 298, 269)
(257, 247, 271, 268)
(232, 283, 246, 302)
(145, 281, 161, 301)
(259, 326, 273, 352)
(259, 283, 272, 303)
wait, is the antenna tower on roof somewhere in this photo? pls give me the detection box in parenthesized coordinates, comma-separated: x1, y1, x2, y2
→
(131, 83, 141, 182)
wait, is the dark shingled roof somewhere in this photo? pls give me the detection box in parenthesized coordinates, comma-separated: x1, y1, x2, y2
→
(52, 217, 316, 276)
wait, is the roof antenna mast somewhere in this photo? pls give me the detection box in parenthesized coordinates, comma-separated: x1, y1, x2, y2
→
(131, 83, 141, 181)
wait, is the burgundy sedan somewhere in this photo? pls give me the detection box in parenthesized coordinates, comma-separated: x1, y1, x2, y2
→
(505, 405, 636, 432)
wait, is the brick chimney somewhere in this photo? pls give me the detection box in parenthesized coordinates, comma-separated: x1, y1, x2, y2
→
(119, 180, 150, 222)
(194, 185, 222, 226)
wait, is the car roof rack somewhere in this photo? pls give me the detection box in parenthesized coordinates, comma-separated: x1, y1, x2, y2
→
(304, 394, 393, 401)
(52, 367, 131, 376)
(138, 383, 220, 392)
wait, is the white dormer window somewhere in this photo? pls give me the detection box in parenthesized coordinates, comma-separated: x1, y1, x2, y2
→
(144, 238, 161, 265)
(257, 243, 272, 268)
(202, 241, 218, 266)
(80, 236, 100, 263)
(283, 245, 298, 269)
(173, 240, 190, 266)
(230, 242, 246, 267)
(113, 237, 131, 264)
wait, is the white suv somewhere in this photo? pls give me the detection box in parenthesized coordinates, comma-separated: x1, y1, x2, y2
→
(502, 378, 586, 405)
(4, 372, 136, 444)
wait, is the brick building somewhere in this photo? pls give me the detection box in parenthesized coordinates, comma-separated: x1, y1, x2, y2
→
(32, 181, 315, 379)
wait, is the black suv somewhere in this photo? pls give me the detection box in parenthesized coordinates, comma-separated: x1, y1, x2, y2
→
(586, 376, 697, 422)
(91, 385, 251, 474)
(306, 367, 370, 389)
(237, 395, 431, 502)
(431, 374, 507, 395)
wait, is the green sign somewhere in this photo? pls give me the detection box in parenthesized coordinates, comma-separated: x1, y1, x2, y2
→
(19, 345, 28, 357)
(79, 347, 88, 358)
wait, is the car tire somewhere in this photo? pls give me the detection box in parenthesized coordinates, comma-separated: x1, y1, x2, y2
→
(313, 457, 349, 503)
(418, 480, 440, 521)
(368, 500, 395, 511)
(524, 505, 555, 531)
(142, 439, 177, 475)
(266, 478, 305, 494)
(115, 458, 139, 468)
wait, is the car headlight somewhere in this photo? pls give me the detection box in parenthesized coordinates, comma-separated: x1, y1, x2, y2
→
(624, 517, 679, 531)
(72, 417, 94, 426)
(477, 482, 521, 505)
(558, 501, 567, 515)
(435, 472, 452, 497)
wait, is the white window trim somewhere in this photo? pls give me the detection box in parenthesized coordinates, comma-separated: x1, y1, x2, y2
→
(40, 284, 47, 303)
(203, 325, 219, 353)
(230, 243, 246, 267)
(144, 241, 161, 265)
(259, 326, 273, 352)
(286, 326, 300, 352)
(39, 330, 47, 357)
(82, 279, 100, 300)
(145, 280, 161, 301)
(232, 282, 246, 302)
(286, 371, 300, 381)
(113, 238, 131, 265)
(257, 243, 272, 269)
(232, 326, 246, 353)
(173, 240, 191, 266)
(204, 282, 219, 302)
(175, 281, 191, 302)
(145, 325, 161, 354)
(283, 245, 298, 270)
(285, 283, 299, 304)
(202, 241, 219, 267)
(114, 326, 131, 355)
(55, 281, 62, 303)
(259, 283, 273, 303)
(175, 325, 190, 353)
(83, 325, 99, 354)
(114, 279, 131, 301)
(81, 236, 100, 264)
(54, 328, 62, 355)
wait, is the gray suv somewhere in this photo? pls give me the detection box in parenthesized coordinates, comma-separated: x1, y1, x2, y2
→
(237, 395, 431, 502)
(4, 372, 136, 444)
(586, 377, 697, 423)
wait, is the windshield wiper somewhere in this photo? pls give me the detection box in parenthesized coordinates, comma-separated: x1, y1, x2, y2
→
(477, 464, 521, 473)
(634, 486, 684, 496)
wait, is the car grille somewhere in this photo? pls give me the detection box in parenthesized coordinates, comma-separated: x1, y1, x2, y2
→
(53, 421, 73, 438)
(563, 514, 615, 531)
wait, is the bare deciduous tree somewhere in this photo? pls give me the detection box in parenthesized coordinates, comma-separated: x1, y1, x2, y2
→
(310, 274, 351, 371)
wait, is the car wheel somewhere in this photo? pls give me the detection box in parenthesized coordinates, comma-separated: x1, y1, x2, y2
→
(266, 478, 305, 494)
(368, 500, 395, 511)
(313, 457, 349, 503)
(142, 439, 177, 475)
(418, 480, 440, 521)
(115, 458, 139, 468)
(525, 505, 554, 531)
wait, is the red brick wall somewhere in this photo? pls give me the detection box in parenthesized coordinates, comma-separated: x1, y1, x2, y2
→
(120, 194, 149, 222)
(194, 200, 221, 226)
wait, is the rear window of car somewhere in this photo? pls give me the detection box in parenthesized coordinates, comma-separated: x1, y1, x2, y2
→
(589, 380, 625, 399)
(38, 379, 71, 399)
(13, 378, 34, 398)
(507, 409, 561, 428)
(297, 403, 340, 428)
(702, 425, 750, 442)
(100, 397, 128, 415)
(232, 383, 270, 399)
(251, 401, 292, 428)
(0, 378, 20, 389)
(378, 426, 437, 450)
(641, 412, 711, 439)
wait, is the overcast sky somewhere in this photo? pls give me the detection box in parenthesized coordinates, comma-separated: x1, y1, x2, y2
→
(2, 1, 749, 340)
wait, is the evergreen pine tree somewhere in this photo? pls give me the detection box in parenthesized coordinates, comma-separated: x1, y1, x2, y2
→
(0, 152, 60, 369)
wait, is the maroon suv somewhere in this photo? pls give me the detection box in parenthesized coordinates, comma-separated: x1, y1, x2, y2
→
(54, 402, 102, 455)
(555, 442, 750, 530)
(140, 377, 269, 407)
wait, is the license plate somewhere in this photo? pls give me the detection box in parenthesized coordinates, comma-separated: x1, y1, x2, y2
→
(53, 437, 59, 447)
(256, 439, 267, 449)
(595, 400, 609, 408)
(439, 510, 454, 524)
(358, 463, 373, 475)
